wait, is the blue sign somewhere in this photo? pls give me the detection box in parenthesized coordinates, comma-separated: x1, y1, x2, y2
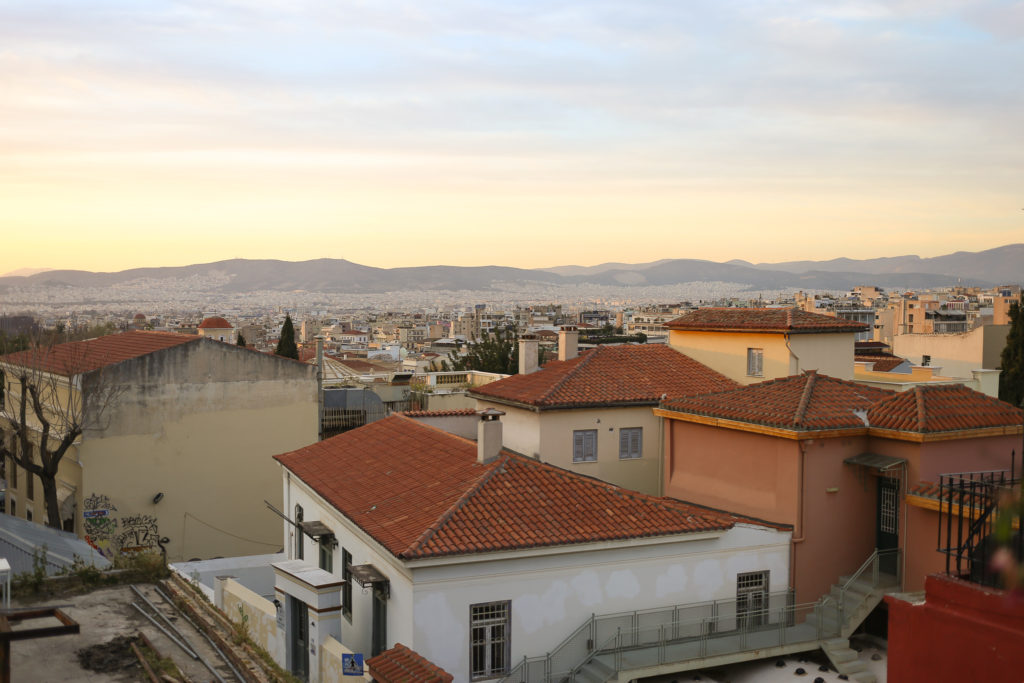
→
(342, 653, 364, 676)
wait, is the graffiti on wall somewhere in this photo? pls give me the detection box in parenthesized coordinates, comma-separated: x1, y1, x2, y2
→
(116, 514, 159, 553)
(83, 493, 118, 556)
(83, 494, 160, 557)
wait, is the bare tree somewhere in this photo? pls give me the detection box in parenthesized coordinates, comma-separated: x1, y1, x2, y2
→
(0, 338, 124, 529)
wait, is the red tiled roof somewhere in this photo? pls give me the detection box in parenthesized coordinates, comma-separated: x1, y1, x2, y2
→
(665, 308, 868, 334)
(663, 371, 895, 431)
(0, 331, 197, 376)
(470, 345, 739, 409)
(368, 643, 453, 683)
(274, 415, 743, 559)
(401, 409, 478, 417)
(855, 355, 907, 372)
(198, 316, 232, 329)
(867, 384, 1024, 433)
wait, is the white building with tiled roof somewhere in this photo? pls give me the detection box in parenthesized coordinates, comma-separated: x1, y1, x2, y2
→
(270, 412, 791, 683)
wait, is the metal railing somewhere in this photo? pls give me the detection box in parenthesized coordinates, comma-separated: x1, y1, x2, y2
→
(837, 548, 901, 626)
(503, 549, 903, 683)
(938, 468, 1020, 587)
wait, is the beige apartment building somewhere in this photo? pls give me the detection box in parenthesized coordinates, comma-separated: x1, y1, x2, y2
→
(666, 308, 867, 384)
(470, 329, 737, 495)
(0, 331, 317, 562)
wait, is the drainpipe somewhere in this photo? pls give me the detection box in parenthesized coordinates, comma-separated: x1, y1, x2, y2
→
(791, 440, 808, 595)
(784, 333, 801, 376)
(316, 335, 325, 441)
(657, 394, 667, 496)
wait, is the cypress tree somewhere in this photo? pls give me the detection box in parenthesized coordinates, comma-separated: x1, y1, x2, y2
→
(236, 332, 247, 347)
(999, 295, 1024, 407)
(275, 314, 299, 360)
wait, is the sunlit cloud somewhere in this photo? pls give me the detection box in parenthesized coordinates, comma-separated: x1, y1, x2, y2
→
(1, 0, 1022, 272)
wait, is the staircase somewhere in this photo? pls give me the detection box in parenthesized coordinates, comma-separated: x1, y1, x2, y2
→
(502, 549, 900, 683)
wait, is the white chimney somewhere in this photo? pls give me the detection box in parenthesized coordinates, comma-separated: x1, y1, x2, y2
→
(558, 325, 579, 361)
(477, 408, 505, 464)
(519, 334, 539, 375)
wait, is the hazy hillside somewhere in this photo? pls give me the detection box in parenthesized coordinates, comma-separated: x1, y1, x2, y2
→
(0, 244, 1018, 294)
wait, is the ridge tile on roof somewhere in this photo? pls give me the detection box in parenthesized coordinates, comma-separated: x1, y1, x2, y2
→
(663, 371, 895, 431)
(274, 414, 747, 559)
(666, 307, 868, 333)
(867, 384, 1023, 433)
(470, 344, 739, 408)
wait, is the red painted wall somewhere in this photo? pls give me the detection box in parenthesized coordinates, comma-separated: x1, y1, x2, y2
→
(887, 574, 1024, 683)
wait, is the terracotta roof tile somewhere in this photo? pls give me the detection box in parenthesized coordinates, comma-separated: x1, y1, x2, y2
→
(662, 371, 895, 431)
(401, 409, 478, 417)
(470, 345, 739, 409)
(855, 355, 907, 372)
(0, 331, 197, 376)
(368, 643, 453, 683)
(274, 415, 744, 559)
(867, 384, 1024, 433)
(198, 316, 232, 329)
(666, 307, 868, 333)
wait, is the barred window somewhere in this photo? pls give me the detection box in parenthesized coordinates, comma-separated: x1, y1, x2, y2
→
(619, 428, 642, 460)
(470, 601, 510, 679)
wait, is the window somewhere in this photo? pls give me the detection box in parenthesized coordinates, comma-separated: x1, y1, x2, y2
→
(908, 314, 915, 323)
(572, 430, 597, 463)
(342, 548, 353, 621)
(470, 601, 510, 679)
(921, 354, 931, 367)
(319, 538, 334, 573)
(26, 470, 33, 501)
(294, 504, 304, 560)
(737, 570, 769, 628)
(746, 348, 764, 377)
(619, 428, 642, 460)
(9, 456, 16, 489)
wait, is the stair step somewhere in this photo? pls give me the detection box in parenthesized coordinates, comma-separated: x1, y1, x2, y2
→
(850, 671, 877, 683)
(827, 648, 859, 664)
(587, 657, 615, 677)
(824, 637, 849, 649)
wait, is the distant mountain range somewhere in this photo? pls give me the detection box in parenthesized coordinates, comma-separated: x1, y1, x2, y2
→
(1, 245, 1020, 295)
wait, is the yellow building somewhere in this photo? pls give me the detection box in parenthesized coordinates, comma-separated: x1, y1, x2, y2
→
(665, 307, 867, 384)
(0, 331, 317, 561)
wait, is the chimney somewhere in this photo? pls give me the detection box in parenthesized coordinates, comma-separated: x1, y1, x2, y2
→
(477, 408, 505, 464)
(558, 325, 579, 361)
(519, 334, 539, 375)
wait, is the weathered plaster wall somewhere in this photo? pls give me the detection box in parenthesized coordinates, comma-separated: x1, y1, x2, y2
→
(409, 525, 791, 683)
(79, 340, 317, 561)
(668, 330, 793, 384)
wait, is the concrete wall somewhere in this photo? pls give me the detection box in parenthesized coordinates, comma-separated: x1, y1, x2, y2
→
(474, 400, 542, 459)
(892, 324, 1009, 376)
(78, 340, 317, 561)
(668, 330, 854, 383)
(218, 577, 284, 665)
(408, 524, 791, 683)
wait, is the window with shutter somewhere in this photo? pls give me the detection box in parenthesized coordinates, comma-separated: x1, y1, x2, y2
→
(572, 429, 597, 462)
(619, 428, 642, 459)
(746, 348, 763, 376)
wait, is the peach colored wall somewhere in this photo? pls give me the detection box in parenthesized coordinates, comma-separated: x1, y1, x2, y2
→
(664, 420, 800, 524)
(903, 505, 947, 593)
(869, 433, 1019, 487)
(796, 436, 877, 604)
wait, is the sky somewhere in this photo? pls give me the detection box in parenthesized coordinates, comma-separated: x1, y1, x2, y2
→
(2, 0, 1023, 274)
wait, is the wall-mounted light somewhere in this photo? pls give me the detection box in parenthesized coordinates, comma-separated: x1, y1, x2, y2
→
(153, 492, 164, 504)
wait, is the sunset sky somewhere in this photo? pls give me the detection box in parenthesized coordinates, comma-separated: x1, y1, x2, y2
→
(2, 1, 1023, 275)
